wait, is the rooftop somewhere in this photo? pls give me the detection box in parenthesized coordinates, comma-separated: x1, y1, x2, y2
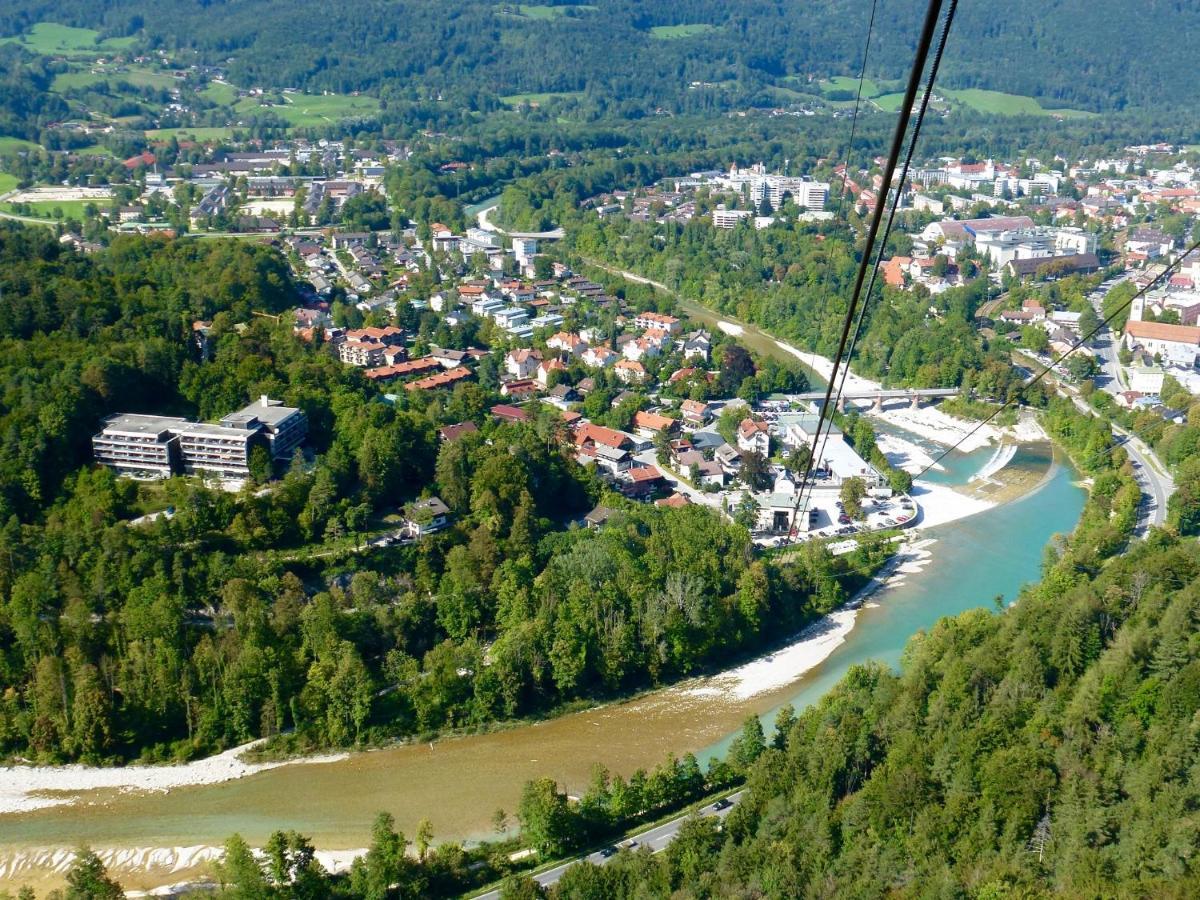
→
(99, 413, 190, 437)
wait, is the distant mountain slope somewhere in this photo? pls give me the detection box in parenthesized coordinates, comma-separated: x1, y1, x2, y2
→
(2, 0, 1194, 113)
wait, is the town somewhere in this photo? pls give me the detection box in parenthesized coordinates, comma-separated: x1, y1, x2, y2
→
(68, 139, 1200, 555)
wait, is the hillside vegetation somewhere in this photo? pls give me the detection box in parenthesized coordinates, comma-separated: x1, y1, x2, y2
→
(3, 1, 1198, 114)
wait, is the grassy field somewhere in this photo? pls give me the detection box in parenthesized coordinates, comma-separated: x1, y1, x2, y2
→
(870, 88, 1092, 117)
(872, 92, 907, 112)
(2, 22, 135, 56)
(504, 3, 596, 18)
(201, 82, 240, 105)
(500, 91, 583, 106)
(821, 75, 882, 97)
(52, 63, 177, 95)
(0, 199, 100, 220)
(943, 88, 1049, 115)
(0, 173, 19, 194)
(0, 138, 39, 156)
(51, 69, 107, 91)
(944, 88, 1093, 117)
(145, 126, 236, 141)
(120, 68, 179, 90)
(232, 93, 380, 126)
(74, 144, 115, 157)
(649, 24, 717, 39)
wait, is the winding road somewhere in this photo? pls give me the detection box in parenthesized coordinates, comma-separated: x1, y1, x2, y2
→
(1014, 346, 1173, 537)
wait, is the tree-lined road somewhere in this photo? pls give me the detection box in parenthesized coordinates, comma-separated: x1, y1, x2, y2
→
(473, 792, 743, 899)
(1014, 341, 1174, 538)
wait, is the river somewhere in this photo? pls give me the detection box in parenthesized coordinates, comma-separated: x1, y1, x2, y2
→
(0, 437, 1084, 890)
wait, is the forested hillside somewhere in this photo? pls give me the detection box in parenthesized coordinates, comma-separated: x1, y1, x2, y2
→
(3, 0, 1198, 114)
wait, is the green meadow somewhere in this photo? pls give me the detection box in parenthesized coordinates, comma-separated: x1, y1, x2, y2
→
(649, 24, 718, 39)
(500, 91, 584, 106)
(2, 22, 135, 56)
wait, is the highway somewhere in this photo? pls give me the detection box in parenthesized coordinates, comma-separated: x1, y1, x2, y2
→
(472, 791, 744, 899)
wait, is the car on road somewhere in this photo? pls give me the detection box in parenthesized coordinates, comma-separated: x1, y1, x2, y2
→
(599, 847, 617, 858)
(625, 840, 639, 849)
(713, 798, 732, 811)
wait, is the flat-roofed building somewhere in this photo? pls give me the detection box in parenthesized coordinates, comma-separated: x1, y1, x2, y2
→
(93, 397, 306, 482)
(225, 395, 308, 460)
(91, 414, 188, 478)
(177, 421, 261, 480)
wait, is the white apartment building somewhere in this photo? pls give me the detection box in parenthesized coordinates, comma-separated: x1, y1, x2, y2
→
(717, 163, 829, 211)
(711, 206, 753, 229)
(974, 228, 1057, 267)
(93, 397, 306, 482)
(91, 414, 189, 478)
(1054, 227, 1098, 256)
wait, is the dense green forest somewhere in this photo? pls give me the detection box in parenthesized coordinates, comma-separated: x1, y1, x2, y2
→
(0, 223, 884, 764)
(5, 0, 1200, 115)
(0, 45, 69, 142)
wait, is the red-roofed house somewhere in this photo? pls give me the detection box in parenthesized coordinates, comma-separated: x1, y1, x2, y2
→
(737, 418, 770, 455)
(680, 399, 711, 425)
(505, 348, 543, 379)
(655, 493, 691, 508)
(439, 421, 479, 442)
(123, 151, 156, 170)
(883, 256, 912, 288)
(632, 410, 678, 437)
(537, 357, 568, 387)
(623, 465, 665, 497)
(403, 366, 473, 392)
(632, 311, 682, 334)
(574, 423, 633, 451)
(613, 359, 648, 384)
(1123, 320, 1200, 366)
(501, 379, 540, 399)
(547, 331, 586, 355)
(491, 404, 531, 423)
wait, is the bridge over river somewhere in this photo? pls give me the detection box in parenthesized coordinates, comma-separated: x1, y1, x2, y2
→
(786, 387, 961, 411)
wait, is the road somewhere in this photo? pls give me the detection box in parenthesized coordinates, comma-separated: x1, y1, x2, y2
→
(1117, 428, 1173, 533)
(475, 202, 565, 239)
(1087, 276, 1130, 397)
(472, 792, 744, 899)
(1014, 344, 1173, 537)
(1084, 277, 1174, 533)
